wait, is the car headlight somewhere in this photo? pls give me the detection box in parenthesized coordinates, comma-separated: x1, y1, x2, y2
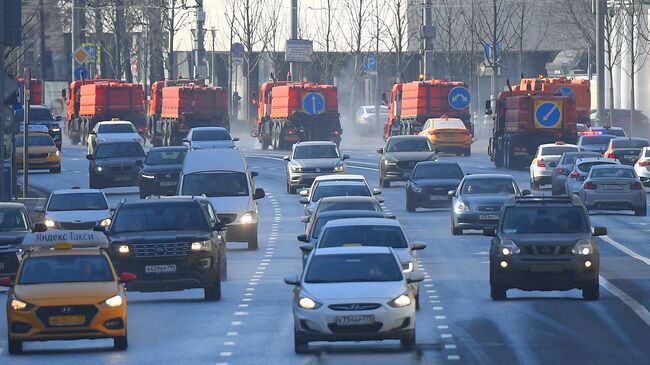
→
(95, 166, 104, 172)
(103, 294, 124, 308)
(140, 173, 155, 179)
(298, 296, 322, 310)
(10, 293, 32, 311)
(453, 200, 469, 213)
(238, 211, 256, 224)
(44, 219, 56, 228)
(49, 151, 60, 157)
(409, 183, 423, 194)
(333, 164, 345, 172)
(291, 166, 303, 173)
(52, 128, 61, 132)
(388, 293, 412, 308)
(402, 261, 414, 273)
(191, 240, 212, 251)
(572, 239, 594, 255)
(100, 218, 112, 227)
(499, 239, 521, 255)
(384, 159, 397, 166)
(117, 244, 130, 254)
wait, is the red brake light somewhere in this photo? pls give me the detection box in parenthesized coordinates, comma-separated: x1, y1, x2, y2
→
(605, 151, 615, 158)
(428, 130, 435, 135)
(583, 182, 598, 190)
(555, 168, 566, 174)
(537, 159, 545, 167)
(333, 130, 340, 135)
(570, 171, 580, 178)
(630, 182, 643, 190)
(639, 161, 650, 167)
(287, 130, 295, 135)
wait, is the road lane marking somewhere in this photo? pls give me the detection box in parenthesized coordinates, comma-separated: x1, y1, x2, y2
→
(600, 276, 650, 327)
(227, 332, 238, 336)
(601, 235, 650, 266)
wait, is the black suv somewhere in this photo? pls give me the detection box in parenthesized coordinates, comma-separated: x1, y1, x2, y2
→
(87, 140, 145, 189)
(138, 146, 187, 198)
(377, 135, 437, 188)
(484, 195, 606, 301)
(107, 197, 227, 301)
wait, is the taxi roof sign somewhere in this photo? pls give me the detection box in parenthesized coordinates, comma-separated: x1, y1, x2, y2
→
(22, 230, 109, 250)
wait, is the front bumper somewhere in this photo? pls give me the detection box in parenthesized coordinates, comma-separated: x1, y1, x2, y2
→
(92, 171, 140, 188)
(17, 156, 60, 170)
(289, 170, 345, 188)
(382, 165, 413, 182)
(139, 179, 179, 197)
(580, 191, 647, 211)
(225, 222, 258, 243)
(532, 168, 552, 184)
(453, 211, 501, 230)
(490, 255, 599, 291)
(406, 188, 451, 208)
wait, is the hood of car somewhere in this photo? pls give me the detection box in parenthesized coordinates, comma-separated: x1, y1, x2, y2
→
(384, 151, 437, 162)
(0, 231, 29, 245)
(292, 158, 342, 169)
(460, 194, 513, 207)
(141, 164, 183, 174)
(95, 157, 144, 166)
(411, 178, 462, 187)
(302, 281, 407, 302)
(190, 141, 235, 149)
(109, 231, 212, 243)
(15, 282, 118, 303)
(207, 196, 252, 216)
(503, 233, 590, 245)
(46, 210, 111, 223)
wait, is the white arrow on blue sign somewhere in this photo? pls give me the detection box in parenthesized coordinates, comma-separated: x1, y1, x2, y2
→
(556, 86, 576, 98)
(448, 86, 471, 110)
(303, 93, 325, 115)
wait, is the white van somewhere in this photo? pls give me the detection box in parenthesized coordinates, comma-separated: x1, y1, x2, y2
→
(178, 149, 265, 250)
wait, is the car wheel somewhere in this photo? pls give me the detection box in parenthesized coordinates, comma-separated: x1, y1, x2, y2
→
(464, 147, 471, 157)
(635, 205, 647, 216)
(406, 198, 416, 212)
(400, 329, 416, 349)
(415, 292, 420, 310)
(204, 274, 222, 301)
(294, 332, 309, 353)
(113, 335, 128, 350)
(247, 233, 259, 250)
(490, 284, 507, 300)
(8, 339, 22, 354)
(451, 225, 462, 235)
(89, 175, 99, 189)
(381, 179, 390, 188)
(530, 175, 539, 190)
(582, 282, 600, 300)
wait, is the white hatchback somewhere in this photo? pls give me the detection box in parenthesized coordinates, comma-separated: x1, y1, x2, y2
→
(529, 142, 580, 189)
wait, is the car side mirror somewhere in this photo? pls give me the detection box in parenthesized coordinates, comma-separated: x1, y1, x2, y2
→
(88, 131, 96, 135)
(386, 214, 397, 219)
(93, 224, 106, 233)
(372, 188, 382, 195)
(485, 99, 491, 111)
(299, 189, 309, 197)
(253, 188, 265, 200)
(342, 154, 350, 160)
(283, 274, 300, 286)
(577, 176, 586, 182)
(86, 154, 94, 160)
(300, 216, 310, 223)
(485, 109, 493, 116)
(447, 190, 456, 197)
(0, 277, 13, 287)
(182, 138, 189, 143)
(55, 116, 62, 121)
(483, 227, 496, 237)
(219, 215, 235, 224)
(299, 198, 309, 205)
(250, 171, 259, 178)
(282, 155, 290, 161)
(412, 241, 427, 250)
(33, 222, 48, 232)
(406, 272, 425, 283)
(232, 137, 240, 142)
(376, 148, 384, 154)
(593, 226, 607, 236)
(521, 189, 532, 196)
(299, 243, 314, 253)
(120, 272, 137, 283)
(297, 234, 309, 243)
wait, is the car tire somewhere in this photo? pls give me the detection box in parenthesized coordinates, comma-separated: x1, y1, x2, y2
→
(582, 283, 600, 300)
(220, 253, 228, 281)
(286, 179, 294, 194)
(381, 179, 390, 188)
(635, 205, 647, 216)
(451, 225, 462, 236)
(294, 332, 309, 354)
(415, 292, 420, 310)
(530, 175, 539, 190)
(247, 234, 259, 250)
(400, 329, 416, 349)
(113, 335, 128, 350)
(464, 147, 471, 157)
(490, 284, 507, 300)
(406, 198, 416, 212)
(89, 175, 99, 189)
(8, 339, 22, 354)
(204, 274, 222, 301)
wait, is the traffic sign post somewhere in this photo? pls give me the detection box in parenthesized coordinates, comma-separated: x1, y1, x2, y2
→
(302, 93, 325, 115)
(22, 67, 30, 199)
(72, 46, 90, 64)
(74, 66, 89, 81)
(448, 86, 471, 110)
(534, 101, 563, 129)
(364, 55, 377, 76)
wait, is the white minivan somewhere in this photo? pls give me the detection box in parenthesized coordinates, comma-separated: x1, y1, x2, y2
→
(178, 149, 265, 250)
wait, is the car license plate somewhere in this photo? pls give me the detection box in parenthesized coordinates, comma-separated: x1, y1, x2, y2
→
(49, 315, 85, 326)
(160, 181, 177, 187)
(479, 214, 499, 220)
(145, 264, 176, 274)
(530, 265, 562, 273)
(625, 155, 637, 160)
(603, 184, 624, 190)
(335, 315, 374, 326)
(429, 195, 448, 201)
(115, 176, 131, 182)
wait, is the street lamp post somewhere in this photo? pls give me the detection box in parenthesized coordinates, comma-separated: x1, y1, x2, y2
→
(211, 28, 217, 86)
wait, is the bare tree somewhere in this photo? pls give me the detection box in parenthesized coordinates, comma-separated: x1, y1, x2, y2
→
(263, 0, 286, 79)
(550, 0, 596, 54)
(162, 0, 192, 79)
(337, 0, 371, 112)
(604, 5, 624, 126)
(511, 1, 549, 79)
(3, 1, 41, 73)
(433, 0, 466, 80)
(308, 0, 342, 84)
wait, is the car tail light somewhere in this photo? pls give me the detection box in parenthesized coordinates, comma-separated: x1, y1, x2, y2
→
(639, 160, 650, 167)
(570, 171, 580, 178)
(583, 182, 597, 189)
(428, 130, 436, 135)
(555, 167, 566, 174)
(287, 130, 295, 135)
(630, 182, 643, 190)
(605, 151, 615, 158)
(333, 130, 341, 135)
(536, 159, 545, 167)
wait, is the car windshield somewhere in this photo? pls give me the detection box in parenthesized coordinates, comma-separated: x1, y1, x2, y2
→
(145, 150, 186, 165)
(95, 143, 145, 158)
(0, 208, 28, 232)
(181, 172, 249, 197)
(590, 167, 636, 179)
(612, 139, 649, 148)
(15, 134, 54, 147)
(413, 164, 463, 179)
(293, 145, 339, 159)
(581, 136, 615, 145)
(461, 179, 516, 195)
(317, 201, 381, 213)
(541, 146, 579, 155)
(577, 161, 616, 173)
(19, 255, 114, 284)
(559, 153, 600, 165)
(192, 129, 231, 141)
(111, 204, 209, 233)
(15, 108, 54, 121)
(312, 184, 371, 201)
(387, 138, 431, 152)
(319, 225, 408, 248)
(98, 124, 136, 133)
(304, 253, 402, 283)
(47, 193, 108, 211)
(501, 207, 588, 234)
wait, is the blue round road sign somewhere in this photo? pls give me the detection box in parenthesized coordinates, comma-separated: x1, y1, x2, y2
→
(535, 102, 561, 128)
(556, 86, 576, 98)
(303, 93, 325, 115)
(231, 43, 245, 58)
(448, 86, 471, 110)
(74, 66, 89, 81)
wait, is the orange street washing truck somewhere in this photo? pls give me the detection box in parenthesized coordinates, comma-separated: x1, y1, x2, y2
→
(1, 229, 137, 354)
(383, 79, 472, 140)
(519, 76, 590, 125)
(254, 81, 342, 149)
(419, 117, 473, 156)
(146, 80, 229, 146)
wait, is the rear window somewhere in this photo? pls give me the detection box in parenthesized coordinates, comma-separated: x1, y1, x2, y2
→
(541, 146, 579, 155)
(502, 207, 588, 234)
(413, 164, 463, 179)
(305, 254, 402, 283)
(590, 167, 636, 179)
(318, 225, 408, 248)
(19, 255, 114, 284)
(98, 124, 136, 133)
(580, 136, 614, 145)
(192, 129, 231, 141)
(312, 184, 371, 201)
(577, 161, 617, 173)
(432, 119, 466, 129)
(111, 204, 209, 233)
(612, 139, 649, 148)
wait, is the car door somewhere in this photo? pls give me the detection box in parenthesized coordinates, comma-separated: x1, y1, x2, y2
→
(200, 201, 227, 257)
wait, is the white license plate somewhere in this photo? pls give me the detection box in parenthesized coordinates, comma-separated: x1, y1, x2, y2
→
(429, 195, 448, 201)
(335, 315, 374, 326)
(160, 181, 177, 186)
(115, 176, 131, 182)
(0, 262, 4, 270)
(145, 264, 176, 274)
(479, 214, 499, 220)
(603, 184, 624, 190)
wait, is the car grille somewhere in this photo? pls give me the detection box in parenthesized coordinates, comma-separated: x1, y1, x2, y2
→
(396, 161, 418, 170)
(522, 245, 569, 255)
(36, 305, 98, 328)
(59, 221, 97, 230)
(328, 303, 381, 311)
(476, 205, 502, 212)
(425, 185, 456, 195)
(301, 167, 334, 173)
(110, 165, 135, 173)
(217, 214, 238, 223)
(130, 242, 190, 258)
(328, 322, 382, 333)
(28, 153, 49, 159)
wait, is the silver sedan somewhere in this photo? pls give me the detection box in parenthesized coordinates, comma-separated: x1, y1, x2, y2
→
(578, 164, 647, 216)
(633, 146, 650, 186)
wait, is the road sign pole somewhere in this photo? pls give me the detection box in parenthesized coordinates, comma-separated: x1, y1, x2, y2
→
(22, 67, 30, 199)
(290, 0, 298, 79)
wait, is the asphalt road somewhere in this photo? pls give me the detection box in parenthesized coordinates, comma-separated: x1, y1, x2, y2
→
(1, 130, 650, 365)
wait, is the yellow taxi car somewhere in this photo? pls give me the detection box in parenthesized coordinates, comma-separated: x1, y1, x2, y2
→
(16, 129, 62, 173)
(418, 117, 472, 157)
(0, 228, 136, 354)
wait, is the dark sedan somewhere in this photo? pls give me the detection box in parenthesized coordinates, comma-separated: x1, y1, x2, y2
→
(604, 137, 649, 165)
(138, 146, 188, 198)
(406, 161, 464, 212)
(87, 140, 146, 189)
(0, 203, 33, 279)
(377, 135, 437, 188)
